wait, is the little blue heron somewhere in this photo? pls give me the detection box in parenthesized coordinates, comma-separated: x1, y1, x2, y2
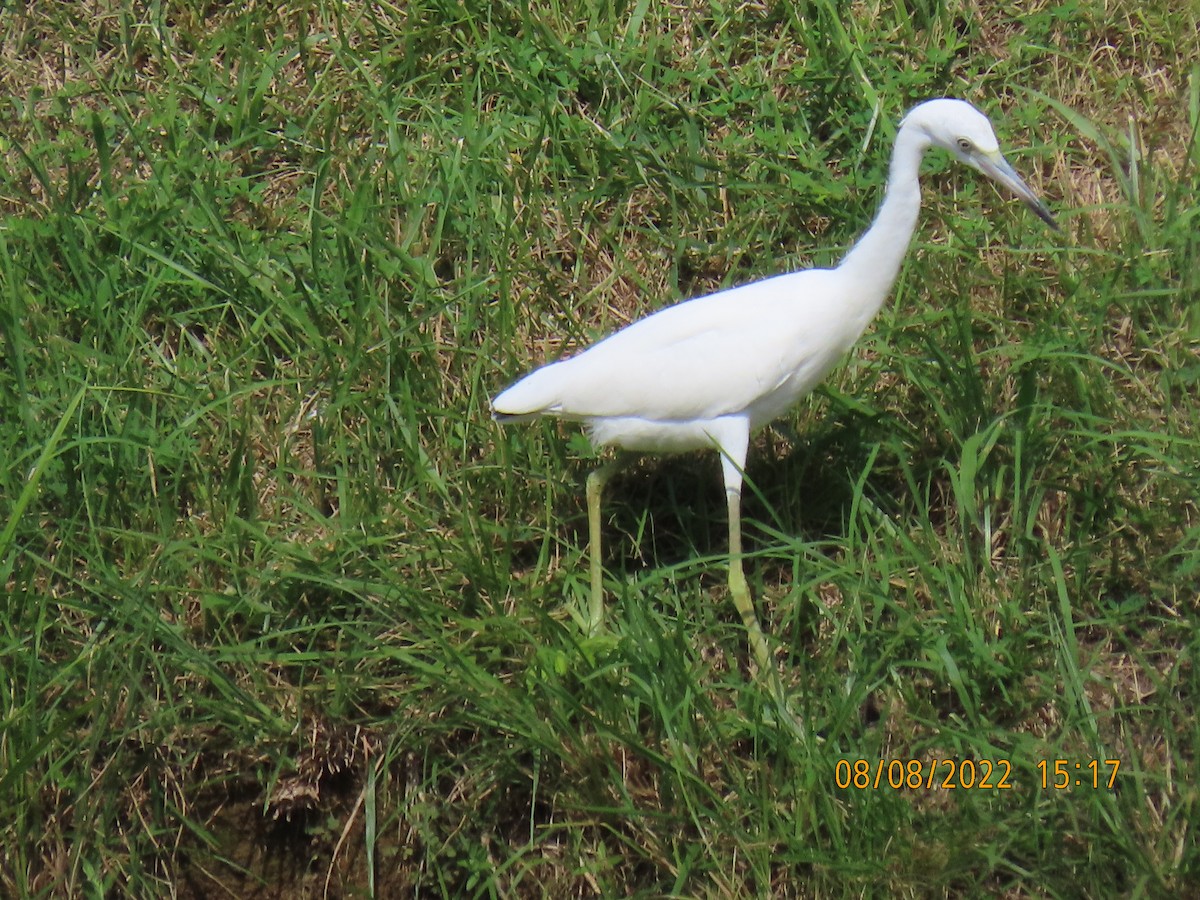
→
(493, 98, 1056, 676)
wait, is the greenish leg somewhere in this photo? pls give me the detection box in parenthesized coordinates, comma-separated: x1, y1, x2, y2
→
(712, 423, 774, 674)
(585, 458, 627, 636)
(714, 425, 802, 731)
(727, 485, 802, 732)
(725, 487, 773, 676)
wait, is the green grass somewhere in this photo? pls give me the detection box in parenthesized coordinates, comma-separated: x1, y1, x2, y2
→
(2, 0, 1198, 896)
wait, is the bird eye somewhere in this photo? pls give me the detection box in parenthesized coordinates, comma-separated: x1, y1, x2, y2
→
(957, 138, 973, 152)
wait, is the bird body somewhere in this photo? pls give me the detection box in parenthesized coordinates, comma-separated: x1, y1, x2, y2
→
(492, 98, 1056, 676)
(494, 267, 864, 451)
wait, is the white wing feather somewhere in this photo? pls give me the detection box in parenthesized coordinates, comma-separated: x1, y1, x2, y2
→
(493, 268, 864, 425)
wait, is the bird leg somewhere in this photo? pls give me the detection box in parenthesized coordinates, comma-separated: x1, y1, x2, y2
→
(725, 485, 773, 676)
(585, 457, 627, 636)
(710, 423, 774, 675)
(724, 470, 802, 732)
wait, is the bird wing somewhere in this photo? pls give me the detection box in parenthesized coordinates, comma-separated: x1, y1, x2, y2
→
(495, 268, 859, 422)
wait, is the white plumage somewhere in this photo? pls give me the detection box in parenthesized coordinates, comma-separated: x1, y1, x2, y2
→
(493, 98, 1056, 674)
(496, 269, 855, 444)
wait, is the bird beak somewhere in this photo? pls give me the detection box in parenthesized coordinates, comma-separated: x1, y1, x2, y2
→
(975, 150, 1059, 231)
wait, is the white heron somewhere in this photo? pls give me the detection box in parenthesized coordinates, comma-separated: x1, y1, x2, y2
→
(492, 98, 1056, 676)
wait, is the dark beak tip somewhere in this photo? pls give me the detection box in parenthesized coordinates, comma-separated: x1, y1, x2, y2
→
(1028, 200, 1060, 232)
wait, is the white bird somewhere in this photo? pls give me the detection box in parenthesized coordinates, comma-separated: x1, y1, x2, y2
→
(492, 98, 1056, 676)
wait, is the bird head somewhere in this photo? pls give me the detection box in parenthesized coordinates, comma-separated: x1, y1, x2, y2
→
(903, 98, 1059, 230)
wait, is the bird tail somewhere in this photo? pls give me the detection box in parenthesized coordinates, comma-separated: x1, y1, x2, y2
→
(491, 363, 566, 421)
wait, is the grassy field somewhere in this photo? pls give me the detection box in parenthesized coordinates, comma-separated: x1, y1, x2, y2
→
(2, 0, 1198, 896)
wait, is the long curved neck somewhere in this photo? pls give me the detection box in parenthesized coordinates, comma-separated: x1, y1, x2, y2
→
(836, 123, 932, 318)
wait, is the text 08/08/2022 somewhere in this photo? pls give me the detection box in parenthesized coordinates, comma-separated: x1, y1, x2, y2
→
(835, 758, 1122, 791)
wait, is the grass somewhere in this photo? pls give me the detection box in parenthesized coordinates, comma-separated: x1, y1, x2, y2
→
(1, 0, 1198, 896)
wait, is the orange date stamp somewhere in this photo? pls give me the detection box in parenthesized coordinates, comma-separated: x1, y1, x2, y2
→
(836, 758, 1014, 790)
(836, 758, 1121, 790)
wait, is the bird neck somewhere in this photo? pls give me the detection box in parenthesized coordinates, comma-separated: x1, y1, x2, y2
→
(836, 124, 931, 318)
